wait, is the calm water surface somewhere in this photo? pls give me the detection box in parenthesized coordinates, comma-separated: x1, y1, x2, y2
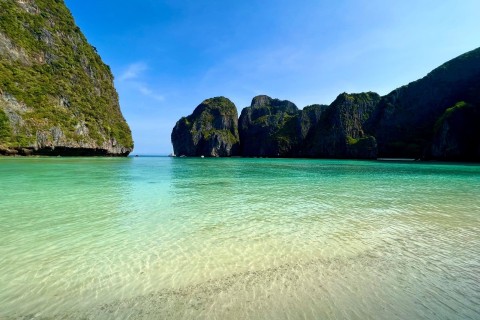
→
(0, 157, 479, 319)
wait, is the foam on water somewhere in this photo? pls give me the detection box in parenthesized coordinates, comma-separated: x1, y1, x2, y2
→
(0, 157, 479, 319)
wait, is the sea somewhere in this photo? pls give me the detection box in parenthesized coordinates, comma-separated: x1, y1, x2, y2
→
(0, 156, 479, 319)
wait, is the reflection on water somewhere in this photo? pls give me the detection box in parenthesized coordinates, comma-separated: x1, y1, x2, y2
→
(0, 157, 479, 319)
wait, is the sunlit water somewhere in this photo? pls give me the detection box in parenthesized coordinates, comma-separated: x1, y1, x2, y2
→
(0, 157, 479, 319)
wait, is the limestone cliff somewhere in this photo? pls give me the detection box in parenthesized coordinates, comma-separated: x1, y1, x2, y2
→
(239, 95, 302, 157)
(171, 47, 480, 161)
(304, 92, 380, 159)
(431, 102, 480, 160)
(367, 47, 480, 160)
(299, 104, 327, 140)
(171, 97, 240, 157)
(0, 0, 133, 156)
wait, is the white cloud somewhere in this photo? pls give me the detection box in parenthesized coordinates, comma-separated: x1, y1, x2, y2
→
(119, 62, 148, 82)
(137, 84, 164, 101)
(118, 62, 165, 102)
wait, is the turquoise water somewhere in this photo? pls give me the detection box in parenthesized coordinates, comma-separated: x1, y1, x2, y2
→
(0, 157, 479, 319)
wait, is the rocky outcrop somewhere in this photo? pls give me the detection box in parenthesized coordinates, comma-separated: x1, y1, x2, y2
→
(0, 0, 133, 156)
(239, 95, 302, 157)
(171, 47, 480, 161)
(299, 104, 327, 140)
(303, 92, 380, 159)
(367, 47, 480, 160)
(431, 102, 480, 161)
(174, 93, 377, 159)
(171, 97, 240, 157)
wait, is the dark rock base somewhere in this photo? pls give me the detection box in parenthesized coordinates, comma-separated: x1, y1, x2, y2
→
(0, 146, 131, 157)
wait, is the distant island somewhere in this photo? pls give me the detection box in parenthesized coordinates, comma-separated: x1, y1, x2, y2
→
(172, 47, 480, 161)
(0, 0, 133, 156)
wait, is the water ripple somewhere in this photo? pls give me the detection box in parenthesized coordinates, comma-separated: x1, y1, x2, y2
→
(0, 157, 479, 319)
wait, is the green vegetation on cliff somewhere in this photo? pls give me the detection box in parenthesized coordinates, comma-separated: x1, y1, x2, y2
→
(434, 101, 469, 132)
(239, 95, 302, 157)
(367, 47, 480, 159)
(171, 97, 240, 157)
(173, 48, 480, 161)
(303, 92, 380, 159)
(0, 108, 12, 140)
(431, 101, 480, 160)
(0, 0, 132, 154)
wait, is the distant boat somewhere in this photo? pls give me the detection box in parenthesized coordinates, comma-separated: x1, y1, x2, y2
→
(180, 155, 186, 158)
(201, 155, 205, 158)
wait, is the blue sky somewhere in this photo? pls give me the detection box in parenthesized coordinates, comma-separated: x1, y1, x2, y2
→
(64, 0, 480, 155)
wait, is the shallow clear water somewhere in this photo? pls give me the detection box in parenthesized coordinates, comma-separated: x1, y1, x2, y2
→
(0, 157, 479, 319)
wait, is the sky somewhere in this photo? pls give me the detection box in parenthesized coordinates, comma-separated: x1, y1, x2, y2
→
(64, 0, 480, 155)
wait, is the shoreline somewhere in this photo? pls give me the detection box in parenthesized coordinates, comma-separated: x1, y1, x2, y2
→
(2, 153, 480, 163)
(0, 146, 131, 157)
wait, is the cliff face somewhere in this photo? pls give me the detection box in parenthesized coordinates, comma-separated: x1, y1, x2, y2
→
(0, 0, 133, 156)
(367, 47, 480, 160)
(299, 104, 327, 140)
(173, 93, 380, 159)
(304, 92, 380, 159)
(171, 97, 240, 157)
(431, 102, 480, 160)
(171, 47, 480, 161)
(239, 95, 302, 157)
